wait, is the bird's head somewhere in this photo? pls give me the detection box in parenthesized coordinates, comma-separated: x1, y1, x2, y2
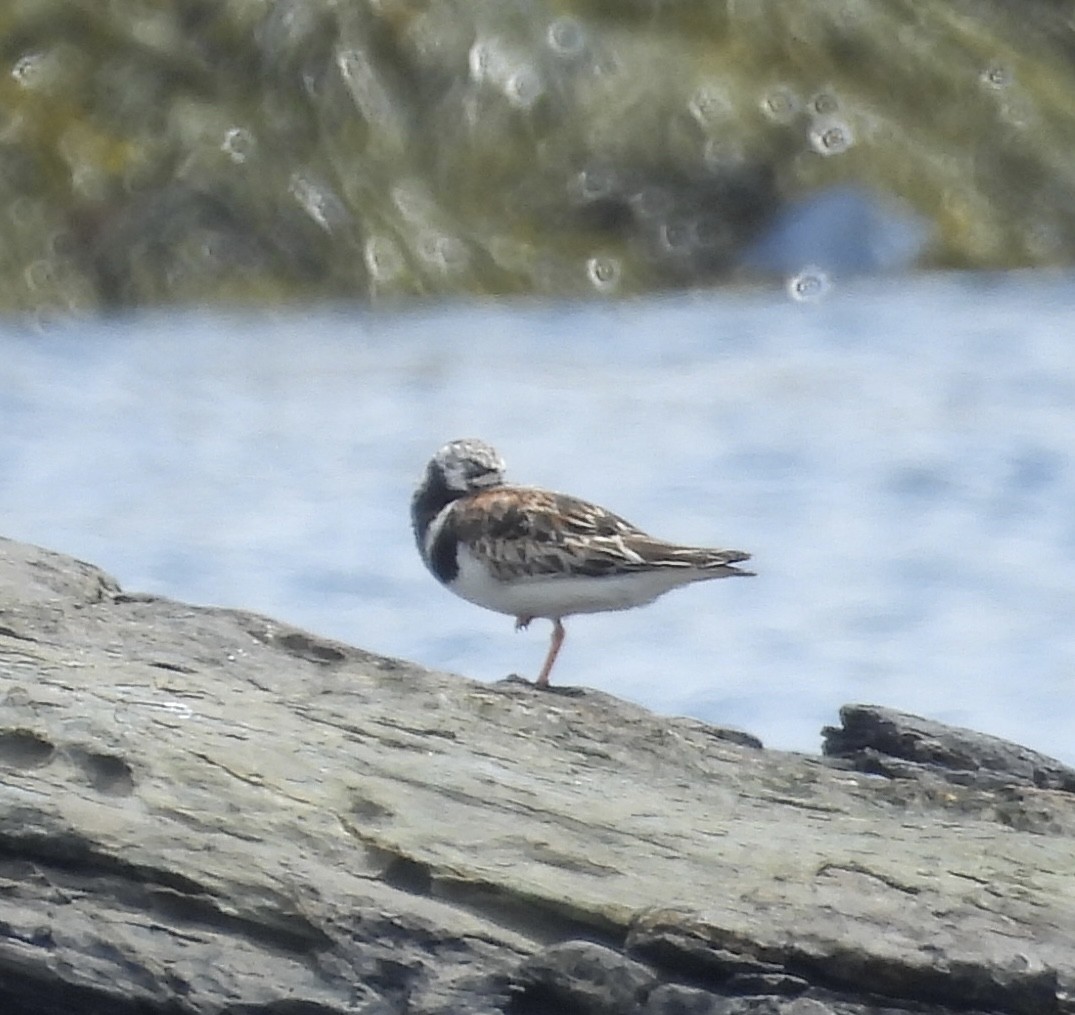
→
(429, 438, 507, 495)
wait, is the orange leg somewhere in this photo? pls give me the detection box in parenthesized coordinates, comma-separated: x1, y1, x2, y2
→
(535, 619, 566, 688)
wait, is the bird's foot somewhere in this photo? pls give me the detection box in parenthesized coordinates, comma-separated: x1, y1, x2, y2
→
(497, 674, 586, 696)
(514, 616, 533, 632)
(540, 684, 586, 697)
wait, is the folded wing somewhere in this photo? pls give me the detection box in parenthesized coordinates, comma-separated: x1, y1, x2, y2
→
(453, 487, 753, 581)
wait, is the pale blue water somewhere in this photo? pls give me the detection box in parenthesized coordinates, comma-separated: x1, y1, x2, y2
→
(2, 273, 1074, 764)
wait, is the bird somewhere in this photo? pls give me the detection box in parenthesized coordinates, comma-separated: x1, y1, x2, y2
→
(410, 438, 754, 688)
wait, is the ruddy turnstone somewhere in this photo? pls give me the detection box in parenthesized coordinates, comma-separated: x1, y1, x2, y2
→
(411, 438, 755, 687)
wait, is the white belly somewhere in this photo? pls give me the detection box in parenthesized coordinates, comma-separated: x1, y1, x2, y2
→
(449, 545, 706, 619)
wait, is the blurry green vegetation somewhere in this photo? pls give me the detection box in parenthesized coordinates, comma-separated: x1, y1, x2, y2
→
(1, 0, 1074, 313)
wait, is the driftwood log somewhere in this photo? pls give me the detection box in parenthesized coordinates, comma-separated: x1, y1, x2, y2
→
(0, 536, 1072, 1015)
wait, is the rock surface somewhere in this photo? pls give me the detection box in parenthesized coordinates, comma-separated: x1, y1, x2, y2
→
(0, 535, 1073, 1015)
(824, 703, 1075, 794)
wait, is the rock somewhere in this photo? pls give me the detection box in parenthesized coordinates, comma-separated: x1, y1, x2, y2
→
(1, 535, 1074, 1015)
(640, 984, 729, 1015)
(822, 703, 1075, 793)
(512, 941, 657, 1013)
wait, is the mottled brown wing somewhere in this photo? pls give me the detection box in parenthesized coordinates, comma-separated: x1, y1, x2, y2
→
(452, 486, 752, 580)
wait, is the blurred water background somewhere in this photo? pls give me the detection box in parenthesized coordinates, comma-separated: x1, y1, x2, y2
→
(3, 271, 1073, 762)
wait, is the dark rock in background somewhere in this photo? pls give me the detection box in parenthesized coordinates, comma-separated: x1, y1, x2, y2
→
(824, 702, 1075, 793)
(2, 0, 1075, 311)
(0, 535, 1073, 1014)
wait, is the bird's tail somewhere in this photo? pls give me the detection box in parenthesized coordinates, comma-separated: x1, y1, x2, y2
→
(657, 545, 756, 578)
(701, 550, 755, 578)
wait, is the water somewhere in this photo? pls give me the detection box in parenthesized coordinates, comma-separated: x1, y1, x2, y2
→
(2, 272, 1074, 764)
